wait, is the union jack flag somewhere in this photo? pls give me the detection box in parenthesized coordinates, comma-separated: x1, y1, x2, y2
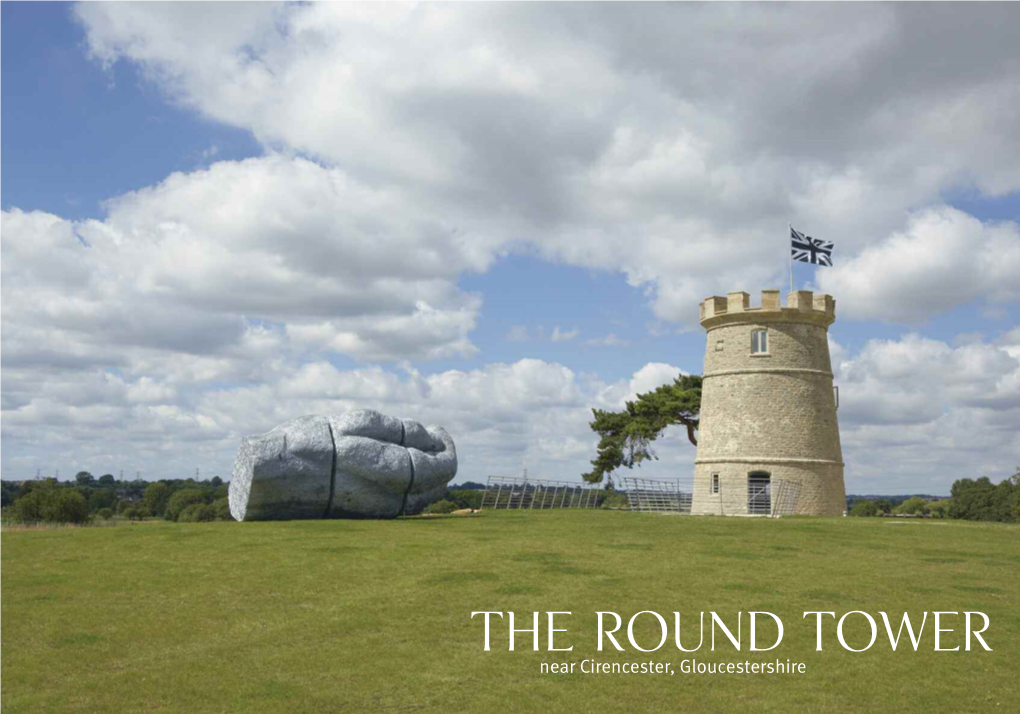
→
(791, 226, 833, 266)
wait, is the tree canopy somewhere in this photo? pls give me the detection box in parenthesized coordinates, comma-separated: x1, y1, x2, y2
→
(583, 374, 702, 484)
(8, 481, 89, 525)
(948, 475, 1017, 522)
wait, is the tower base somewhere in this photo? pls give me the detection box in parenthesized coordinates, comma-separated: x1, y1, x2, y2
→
(692, 460, 845, 516)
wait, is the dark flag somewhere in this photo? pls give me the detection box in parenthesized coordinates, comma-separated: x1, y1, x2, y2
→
(791, 227, 833, 266)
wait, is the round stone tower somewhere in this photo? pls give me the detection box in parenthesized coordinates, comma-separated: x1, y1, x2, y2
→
(691, 289, 845, 516)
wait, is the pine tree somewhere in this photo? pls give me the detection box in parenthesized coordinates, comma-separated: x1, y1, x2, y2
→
(583, 374, 701, 484)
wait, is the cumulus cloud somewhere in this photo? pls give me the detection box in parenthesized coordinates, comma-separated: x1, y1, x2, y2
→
(3, 3, 1020, 492)
(819, 208, 1020, 322)
(832, 332, 1020, 491)
(73, 2, 1020, 324)
(1, 355, 690, 484)
(625, 363, 688, 401)
(1, 154, 498, 477)
(2, 156, 492, 367)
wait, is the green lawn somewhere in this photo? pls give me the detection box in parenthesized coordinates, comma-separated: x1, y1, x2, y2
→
(2, 512, 1018, 713)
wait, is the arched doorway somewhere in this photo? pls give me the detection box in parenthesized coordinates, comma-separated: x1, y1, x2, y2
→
(747, 472, 771, 515)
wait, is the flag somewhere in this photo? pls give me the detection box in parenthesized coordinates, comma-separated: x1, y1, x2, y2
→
(791, 226, 833, 266)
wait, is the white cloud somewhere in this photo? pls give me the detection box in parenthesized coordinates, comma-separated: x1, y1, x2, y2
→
(4, 3, 1020, 494)
(819, 208, 1020, 322)
(586, 333, 630, 348)
(72, 2, 1020, 325)
(625, 363, 686, 403)
(550, 326, 579, 343)
(1, 355, 695, 484)
(504, 325, 580, 344)
(2, 155, 494, 366)
(832, 332, 1020, 491)
(1, 155, 502, 479)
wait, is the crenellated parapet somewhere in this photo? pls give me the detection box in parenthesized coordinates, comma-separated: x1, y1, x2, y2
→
(700, 289, 836, 330)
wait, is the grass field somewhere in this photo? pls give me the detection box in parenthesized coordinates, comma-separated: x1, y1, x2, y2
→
(2, 511, 1018, 713)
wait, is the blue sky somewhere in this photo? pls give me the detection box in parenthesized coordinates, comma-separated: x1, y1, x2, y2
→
(2, 3, 261, 221)
(3, 3, 1018, 492)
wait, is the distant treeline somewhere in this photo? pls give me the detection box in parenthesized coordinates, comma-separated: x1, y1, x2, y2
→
(848, 474, 1019, 523)
(1, 472, 230, 525)
(6, 473, 1016, 525)
(0, 473, 496, 525)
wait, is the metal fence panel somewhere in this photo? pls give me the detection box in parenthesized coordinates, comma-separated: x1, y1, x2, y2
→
(481, 475, 802, 516)
(621, 477, 692, 514)
(480, 476, 601, 510)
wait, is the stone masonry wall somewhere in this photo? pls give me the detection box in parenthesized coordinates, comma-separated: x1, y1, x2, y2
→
(692, 462, 845, 516)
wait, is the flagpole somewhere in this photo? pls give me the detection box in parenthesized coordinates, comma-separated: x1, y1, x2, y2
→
(788, 222, 794, 294)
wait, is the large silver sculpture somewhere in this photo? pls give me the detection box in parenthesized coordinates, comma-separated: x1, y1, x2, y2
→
(228, 410, 457, 521)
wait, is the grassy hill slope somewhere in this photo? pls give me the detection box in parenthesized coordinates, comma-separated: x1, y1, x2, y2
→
(2, 511, 1018, 713)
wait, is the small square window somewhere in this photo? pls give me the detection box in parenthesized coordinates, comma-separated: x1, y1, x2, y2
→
(751, 329, 768, 354)
(715, 339, 725, 352)
(711, 473, 720, 494)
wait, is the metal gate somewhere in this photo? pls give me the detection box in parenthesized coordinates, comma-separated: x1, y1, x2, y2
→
(747, 472, 772, 515)
(770, 478, 801, 517)
(621, 477, 692, 513)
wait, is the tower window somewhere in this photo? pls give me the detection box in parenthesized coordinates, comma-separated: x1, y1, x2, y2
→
(751, 329, 768, 354)
(711, 473, 720, 494)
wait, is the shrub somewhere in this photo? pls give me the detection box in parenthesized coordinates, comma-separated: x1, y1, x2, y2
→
(449, 489, 482, 510)
(178, 503, 216, 522)
(927, 499, 952, 518)
(427, 499, 459, 514)
(10, 484, 89, 525)
(849, 500, 879, 517)
(164, 489, 208, 522)
(212, 497, 232, 521)
(96, 508, 114, 520)
(123, 505, 152, 521)
(600, 490, 629, 510)
(894, 496, 929, 515)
